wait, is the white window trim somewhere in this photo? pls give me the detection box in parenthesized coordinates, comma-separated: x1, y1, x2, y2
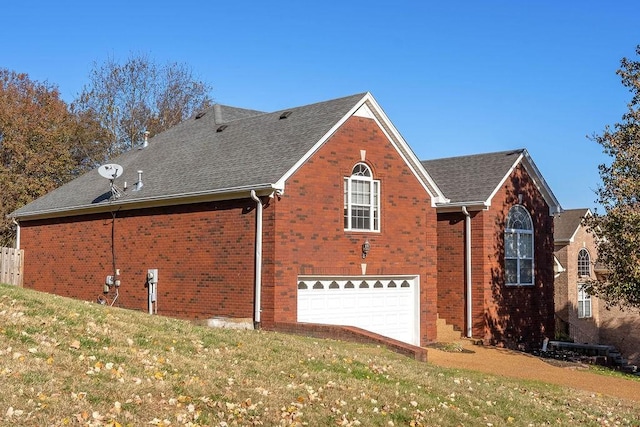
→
(344, 163, 381, 232)
(577, 283, 592, 318)
(505, 205, 535, 286)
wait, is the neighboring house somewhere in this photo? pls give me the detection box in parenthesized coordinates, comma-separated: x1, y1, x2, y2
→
(554, 208, 640, 365)
(422, 150, 561, 349)
(9, 93, 561, 351)
(10, 93, 444, 349)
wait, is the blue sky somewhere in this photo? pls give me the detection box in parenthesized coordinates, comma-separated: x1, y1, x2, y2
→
(3, 1, 639, 210)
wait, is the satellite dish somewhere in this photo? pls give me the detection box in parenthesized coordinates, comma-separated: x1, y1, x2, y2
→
(98, 164, 123, 180)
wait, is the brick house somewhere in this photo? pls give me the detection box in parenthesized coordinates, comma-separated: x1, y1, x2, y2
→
(422, 150, 561, 349)
(554, 208, 640, 365)
(10, 94, 560, 351)
(10, 93, 445, 349)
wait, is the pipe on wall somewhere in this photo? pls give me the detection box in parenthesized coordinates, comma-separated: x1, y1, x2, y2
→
(250, 190, 263, 326)
(461, 206, 472, 338)
(12, 219, 20, 250)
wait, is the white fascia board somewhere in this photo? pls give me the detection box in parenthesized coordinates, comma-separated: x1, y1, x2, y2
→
(435, 201, 488, 213)
(363, 94, 448, 206)
(11, 183, 281, 221)
(275, 92, 449, 206)
(520, 150, 562, 216)
(486, 151, 523, 209)
(554, 255, 566, 275)
(567, 208, 593, 243)
(486, 150, 563, 216)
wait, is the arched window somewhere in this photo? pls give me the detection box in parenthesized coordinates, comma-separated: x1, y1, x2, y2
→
(343, 163, 380, 231)
(504, 205, 534, 285)
(577, 248, 591, 277)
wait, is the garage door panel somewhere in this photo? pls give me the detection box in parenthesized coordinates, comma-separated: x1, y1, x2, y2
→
(297, 276, 419, 345)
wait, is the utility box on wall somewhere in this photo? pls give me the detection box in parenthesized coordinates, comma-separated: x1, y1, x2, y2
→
(147, 268, 158, 313)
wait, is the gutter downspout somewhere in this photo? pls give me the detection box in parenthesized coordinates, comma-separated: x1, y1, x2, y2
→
(461, 206, 472, 338)
(12, 219, 20, 250)
(250, 190, 262, 327)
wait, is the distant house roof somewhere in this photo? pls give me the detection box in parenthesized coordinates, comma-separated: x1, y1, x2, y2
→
(11, 92, 445, 220)
(421, 149, 562, 215)
(554, 208, 592, 243)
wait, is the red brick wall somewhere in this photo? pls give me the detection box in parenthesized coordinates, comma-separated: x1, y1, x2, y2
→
(436, 164, 555, 349)
(482, 165, 555, 348)
(19, 114, 439, 346)
(263, 116, 439, 344)
(436, 210, 487, 338)
(20, 201, 258, 320)
(436, 212, 465, 330)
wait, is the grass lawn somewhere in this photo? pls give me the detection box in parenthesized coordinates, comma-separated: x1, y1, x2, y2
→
(0, 283, 638, 426)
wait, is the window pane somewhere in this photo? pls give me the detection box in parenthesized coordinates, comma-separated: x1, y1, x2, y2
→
(344, 178, 349, 228)
(353, 180, 370, 205)
(352, 163, 371, 177)
(373, 181, 379, 231)
(578, 249, 590, 276)
(343, 178, 348, 205)
(507, 205, 532, 230)
(344, 164, 379, 232)
(505, 259, 518, 284)
(351, 207, 370, 229)
(578, 284, 592, 318)
(520, 259, 533, 284)
(505, 233, 517, 257)
(519, 233, 533, 258)
(578, 301, 584, 318)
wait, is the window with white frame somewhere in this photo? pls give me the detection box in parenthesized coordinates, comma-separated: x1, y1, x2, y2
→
(504, 205, 534, 285)
(577, 284, 592, 318)
(344, 163, 380, 231)
(577, 248, 591, 277)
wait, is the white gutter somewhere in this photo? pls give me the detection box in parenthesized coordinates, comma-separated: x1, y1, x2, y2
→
(11, 183, 284, 221)
(250, 190, 263, 326)
(12, 219, 20, 250)
(461, 206, 472, 338)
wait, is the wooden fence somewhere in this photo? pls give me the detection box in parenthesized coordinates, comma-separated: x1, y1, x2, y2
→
(0, 247, 23, 286)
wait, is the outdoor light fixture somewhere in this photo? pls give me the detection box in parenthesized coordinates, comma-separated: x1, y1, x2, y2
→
(362, 240, 371, 259)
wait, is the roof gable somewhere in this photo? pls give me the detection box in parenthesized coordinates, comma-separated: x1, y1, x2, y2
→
(554, 208, 592, 243)
(274, 93, 446, 203)
(422, 149, 562, 215)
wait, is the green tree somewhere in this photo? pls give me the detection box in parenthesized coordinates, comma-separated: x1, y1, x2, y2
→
(586, 45, 640, 308)
(74, 52, 213, 155)
(0, 70, 108, 246)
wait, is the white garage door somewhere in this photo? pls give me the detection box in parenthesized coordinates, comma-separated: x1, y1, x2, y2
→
(297, 275, 419, 345)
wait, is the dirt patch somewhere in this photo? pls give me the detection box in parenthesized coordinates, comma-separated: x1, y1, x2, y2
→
(427, 339, 640, 402)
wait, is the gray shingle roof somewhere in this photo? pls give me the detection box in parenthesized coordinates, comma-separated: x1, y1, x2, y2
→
(554, 208, 591, 242)
(12, 93, 368, 218)
(421, 149, 525, 204)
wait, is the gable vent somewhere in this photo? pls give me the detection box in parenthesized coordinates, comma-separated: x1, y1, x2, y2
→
(216, 124, 228, 133)
(279, 111, 292, 119)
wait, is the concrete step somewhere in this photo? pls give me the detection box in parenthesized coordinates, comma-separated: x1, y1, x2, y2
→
(436, 316, 462, 342)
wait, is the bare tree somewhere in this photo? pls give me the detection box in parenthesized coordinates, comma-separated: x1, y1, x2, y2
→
(74, 52, 213, 155)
